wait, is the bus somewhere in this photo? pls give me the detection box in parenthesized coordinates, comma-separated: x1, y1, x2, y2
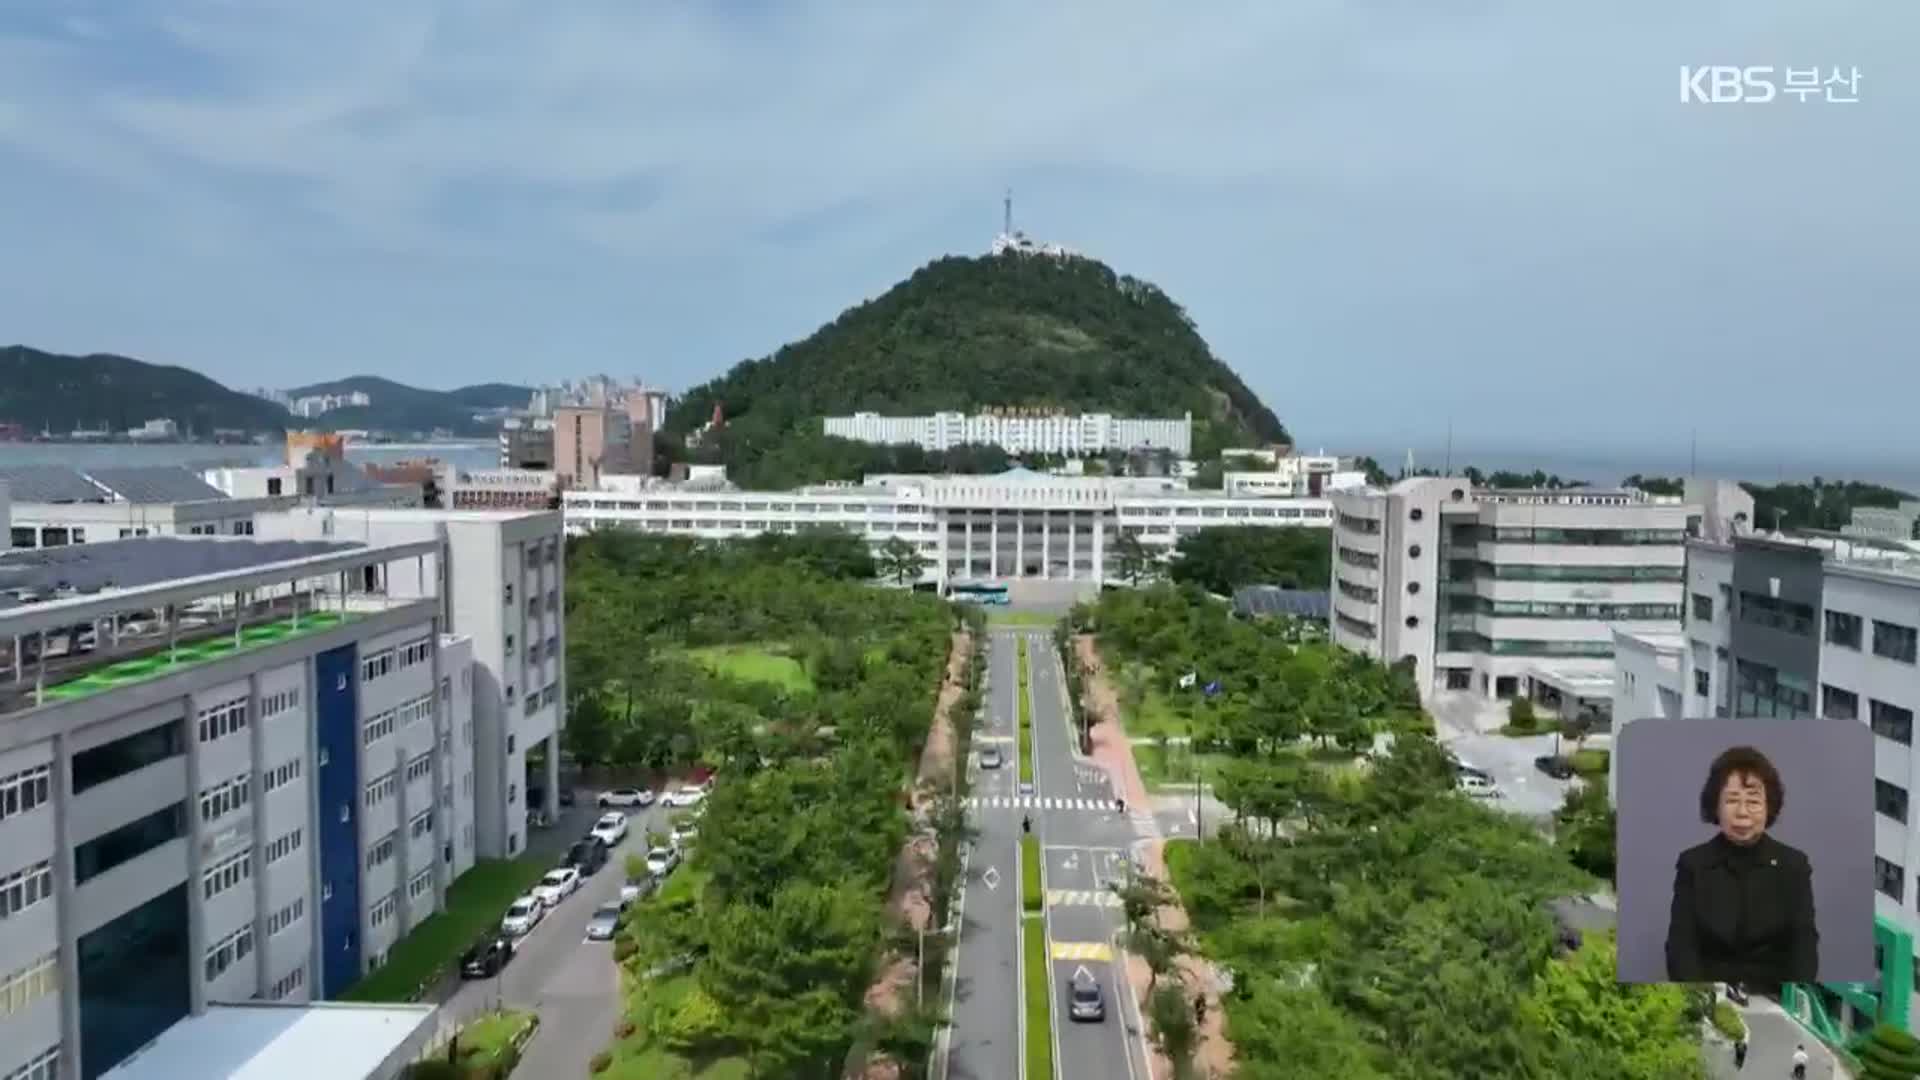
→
(948, 583, 1011, 606)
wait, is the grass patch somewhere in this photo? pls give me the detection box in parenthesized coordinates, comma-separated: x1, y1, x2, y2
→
(988, 610, 1059, 627)
(454, 1009, 536, 1069)
(1129, 687, 1189, 741)
(341, 857, 549, 1001)
(1132, 742, 1230, 793)
(1023, 914, 1054, 1080)
(603, 969, 749, 1079)
(681, 644, 814, 694)
(1500, 721, 1547, 738)
(1570, 748, 1610, 776)
(1018, 643, 1035, 784)
(1022, 835, 1043, 913)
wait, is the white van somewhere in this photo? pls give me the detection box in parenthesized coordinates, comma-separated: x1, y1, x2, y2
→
(1457, 774, 1502, 798)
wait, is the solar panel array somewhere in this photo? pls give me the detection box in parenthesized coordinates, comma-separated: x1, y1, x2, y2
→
(0, 465, 230, 505)
(0, 465, 109, 503)
(1232, 585, 1331, 621)
(0, 537, 362, 610)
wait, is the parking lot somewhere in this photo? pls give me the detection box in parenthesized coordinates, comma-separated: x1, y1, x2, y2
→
(1447, 729, 1578, 818)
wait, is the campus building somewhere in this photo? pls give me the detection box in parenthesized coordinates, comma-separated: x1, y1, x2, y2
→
(253, 506, 567, 858)
(0, 534, 476, 1079)
(561, 466, 1333, 589)
(1612, 530, 1920, 1039)
(822, 410, 1194, 458)
(1327, 476, 1750, 708)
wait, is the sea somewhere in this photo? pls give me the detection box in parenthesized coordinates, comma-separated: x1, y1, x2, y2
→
(0, 441, 500, 474)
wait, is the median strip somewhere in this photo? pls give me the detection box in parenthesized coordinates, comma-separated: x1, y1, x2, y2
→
(1018, 640, 1035, 784)
(1019, 835, 1054, 1080)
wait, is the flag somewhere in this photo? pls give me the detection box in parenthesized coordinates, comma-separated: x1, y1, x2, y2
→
(1177, 671, 1197, 689)
(1203, 680, 1222, 697)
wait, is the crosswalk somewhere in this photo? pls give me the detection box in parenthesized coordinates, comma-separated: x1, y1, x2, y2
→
(1046, 889, 1122, 909)
(1049, 941, 1114, 962)
(967, 795, 1118, 811)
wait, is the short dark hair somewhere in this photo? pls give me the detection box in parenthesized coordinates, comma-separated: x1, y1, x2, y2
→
(1699, 745, 1785, 827)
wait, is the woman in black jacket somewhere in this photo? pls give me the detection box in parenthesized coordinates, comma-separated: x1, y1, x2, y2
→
(1665, 745, 1819, 985)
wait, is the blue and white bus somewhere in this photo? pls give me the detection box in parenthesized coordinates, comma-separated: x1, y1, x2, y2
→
(948, 582, 1011, 606)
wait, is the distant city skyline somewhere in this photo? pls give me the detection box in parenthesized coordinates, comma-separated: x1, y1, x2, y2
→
(0, 3, 1911, 462)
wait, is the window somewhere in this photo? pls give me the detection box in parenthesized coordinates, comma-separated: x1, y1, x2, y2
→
(364, 772, 397, 810)
(405, 753, 433, 784)
(263, 758, 303, 794)
(260, 687, 302, 719)
(1873, 700, 1914, 745)
(0, 765, 51, 822)
(396, 693, 433, 729)
(508, 784, 518, 804)
(0, 860, 54, 919)
(199, 775, 252, 822)
(408, 868, 433, 901)
(264, 965, 305, 1001)
(268, 898, 305, 936)
(1823, 684, 1860, 721)
(399, 638, 433, 668)
(1875, 621, 1918, 664)
(201, 850, 252, 901)
(1877, 856, 1907, 902)
(1404, 615, 1419, 628)
(4, 1044, 59, 1080)
(504, 583, 513, 605)
(1826, 610, 1864, 649)
(409, 808, 434, 839)
(505, 684, 516, 705)
(1737, 590, 1814, 636)
(204, 925, 254, 982)
(196, 695, 250, 743)
(73, 719, 186, 794)
(75, 802, 187, 883)
(1733, 659, 1812, 720)
(1878, 780, 1910, 824)
(441, 676, 451, 703)
(524, 694, 538, 716)
(506, 734, 516, 754)
(266, 829, 303, 865)
(267, 477, 283, 496)
(1407, 544, 1422, 559)
(365, 831, 397, 870)
(1694, 669, 1710, 698)
(0, 953, 57, 1018)
(363, 709, 396, 746)
(1691, 593, 1713, 622)
(361, 648, 396, 682)
(369, 892, 397, 928)
(505, 634, 515, 656)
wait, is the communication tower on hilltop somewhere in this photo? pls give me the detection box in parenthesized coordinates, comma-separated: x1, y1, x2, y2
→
(991, 188, 1079, 259)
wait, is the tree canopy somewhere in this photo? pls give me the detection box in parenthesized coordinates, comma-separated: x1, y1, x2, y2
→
(1167, 524, 1331, 595)
(659, 254, 1288, 486)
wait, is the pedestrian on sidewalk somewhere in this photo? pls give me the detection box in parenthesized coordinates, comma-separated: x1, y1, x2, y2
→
(1791, 1044, 1808, 1079)
(1733, 1038, 1747, 1069)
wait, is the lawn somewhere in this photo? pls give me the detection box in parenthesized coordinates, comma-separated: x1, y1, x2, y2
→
(1021, 835, 1042, 912)
(1570, 748, 1610, 776)
(340, 857, 550, 1002)
(453, 1009, 536, 1071)
(681, 644, 814, 694)
(1131, 742, 1230, 793)
(1023, 914, 1053, 1080)
(987, 610, 1060, 627)
(601, 970, 749, 1079)
(1018, 644, 1035, 784)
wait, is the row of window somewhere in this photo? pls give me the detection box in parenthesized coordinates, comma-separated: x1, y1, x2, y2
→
(370, 892, 398, 928)
(269, 897, 305, 936)
(205, 925, 254, 983)
(1334, 612, 1376, 640)
(1337, 547, 1380, 571)
(0, 765, 50, 822)
(261, 686, 302, 720)
(195, 695, 250, 744)
(0, 954, 56, 1017)
(365, 771, 397, 809)
(200, 774, 251, 823)
(364, 710, 396, 747)
(399, 637, 433, 669)
(262, 965, 306, 1001)
(266, 828, 303, 865)
(1463, 562, 1684, 583)
(397, 693, 434, 730)
(1336, 512, 1380, 535)
(203, 850, 251, 901)
(0, 860, 53, 919)
(72, 719, 185, 795)
(263, 758, 302, 794)
(1460, 598, 1682, 621)
(4, 1044, 59, 1080)
(1734, 660, 1814, 720)
(405, 752, 433, 785)
(409, 808, 434, 840)
(75, 803, 185, 884)
(366, 831, 397, 871)
(1335, 577, 1378, 604)
(363, 648, 397, 681)
(408, 867, 433, 901)
(1442, 634, 1616, 658)
(1452, 526, 1687, 546)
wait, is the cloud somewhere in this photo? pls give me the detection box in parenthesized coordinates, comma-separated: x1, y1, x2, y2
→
(0, 0, 1912, 470)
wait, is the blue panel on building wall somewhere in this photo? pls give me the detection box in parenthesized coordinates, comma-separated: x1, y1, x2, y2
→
(314, 644, 362, 998)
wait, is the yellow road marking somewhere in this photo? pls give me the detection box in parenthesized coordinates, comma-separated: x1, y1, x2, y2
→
(1049, 941, 1113, 962)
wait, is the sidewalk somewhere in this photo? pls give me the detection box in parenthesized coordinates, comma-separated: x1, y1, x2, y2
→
(1706, 994, 1846, 1079)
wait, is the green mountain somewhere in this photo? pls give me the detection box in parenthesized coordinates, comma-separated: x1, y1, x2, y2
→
(0, 345, 289, 435)
(664, 254, 1287, 487)
(286, 375, 531, 437)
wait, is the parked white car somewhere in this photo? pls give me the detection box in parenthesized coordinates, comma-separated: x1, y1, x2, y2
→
(1457, 774, 1503, 799)
(662, 786, 706, 809)
(598, 788, 655, 809)
(669, 822, 698, 849)
(501, 895, 545, 937)
(590, 812, 629, 847)
(531, 867, 582, 907)
(645, 846, 681, 877)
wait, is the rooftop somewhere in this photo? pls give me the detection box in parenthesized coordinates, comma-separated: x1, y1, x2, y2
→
(101, 1001, 436, 1080)
(1614, 628, 1687, 653)
(1232, 585, 1331, 621)
(0, 464, 228, 504)
(0, 537, 360, 612)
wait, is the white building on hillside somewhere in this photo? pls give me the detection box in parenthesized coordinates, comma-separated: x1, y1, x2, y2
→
(1328, 476, 1752, 707)
(824, 411, 1192, 458)
(562, 467, 1334, 589)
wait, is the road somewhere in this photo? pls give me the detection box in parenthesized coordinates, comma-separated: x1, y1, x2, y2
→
(1022, 629, 1153, 1080)
(440, 796, 674, 1077)
(946, 631, 1023, 1080)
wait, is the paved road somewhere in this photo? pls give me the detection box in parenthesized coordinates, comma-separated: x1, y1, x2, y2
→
(1023, 630, 1153, 1080)
(441, 797, 673, 1078)
(946, 632, 1023, 1080)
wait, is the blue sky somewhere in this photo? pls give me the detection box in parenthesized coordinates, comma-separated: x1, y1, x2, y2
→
(0, 1, 1911, 470)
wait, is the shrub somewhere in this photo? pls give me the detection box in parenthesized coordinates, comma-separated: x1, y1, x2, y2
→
(614, 1019, 637, 1040)
(625, 853, 648, 881)
(662, 984, 728, 1051)
(588, 1051, 613, 1074)
(613, 936, 638, 963)
(1710, 1000, 1745, 1041)
(1507, 697, 1537, 730)
(1860, 1022, 1920, 1080)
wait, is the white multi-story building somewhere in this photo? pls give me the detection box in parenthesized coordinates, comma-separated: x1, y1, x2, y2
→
(1327, 476, 1749, 706)
(823, 411, 1194, 458)
(0, 534, 474, 1079)
(253, 507, 567, 859)
(1223, 455, 1368, 499)
(1612, 530, 1920, 1038)
(563, 466, 1332, 589)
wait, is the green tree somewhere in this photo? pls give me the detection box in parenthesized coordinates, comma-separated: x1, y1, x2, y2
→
(1113, 530, 1159, 586)
(1147, 983, 1200, 1079)
(1168, 525, 1332, 594)
(1554, 782, 1616, 880)
(1508, 695, 1538, 732)
(876, 536, 932, 586)
(1519, 932, 1703, 1080)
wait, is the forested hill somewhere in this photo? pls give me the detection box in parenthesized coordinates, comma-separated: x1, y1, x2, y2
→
(664, 254, 1287, 487)
(0, 345, 289, 434)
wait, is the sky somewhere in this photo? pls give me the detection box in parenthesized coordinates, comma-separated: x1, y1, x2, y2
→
(0, 1, 1913, 473)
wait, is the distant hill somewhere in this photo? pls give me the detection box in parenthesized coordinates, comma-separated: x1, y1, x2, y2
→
(0, 345, 289, 434)
(286, 376, 532, 436)
(665, 253, 1287, 487)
